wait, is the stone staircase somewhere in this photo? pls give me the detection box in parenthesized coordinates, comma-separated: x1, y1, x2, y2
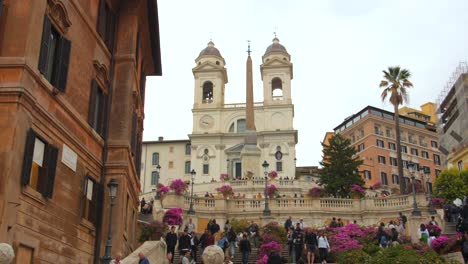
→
(442, 221, 458, 237)
(172, 245, 291, 264)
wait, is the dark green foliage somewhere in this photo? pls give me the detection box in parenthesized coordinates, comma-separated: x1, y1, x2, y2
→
(336, 249, 370, 264)
(230, 218, 250, 234)
(367, 245, 447, 264)
(319, 133, 364, 197)
(139, 220, 168, 242)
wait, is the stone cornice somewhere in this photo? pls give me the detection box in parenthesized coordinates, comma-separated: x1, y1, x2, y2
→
(47, 0, 72, 35)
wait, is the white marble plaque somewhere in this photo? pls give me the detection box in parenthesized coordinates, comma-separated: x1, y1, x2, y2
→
(61, 144, 77, 172)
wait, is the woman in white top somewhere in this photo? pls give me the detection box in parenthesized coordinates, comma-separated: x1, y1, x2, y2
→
(317, 231, 330, 264)
(417, 224, 430, 245)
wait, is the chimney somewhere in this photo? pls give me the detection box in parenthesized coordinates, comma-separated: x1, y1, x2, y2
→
(158, 136, 164, 141)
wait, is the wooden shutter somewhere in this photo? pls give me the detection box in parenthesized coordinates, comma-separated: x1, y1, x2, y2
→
(21, 129, 37, 186)
(90, 178, 99, 224)
(38, 16, 52, 75)
(44, 145, 58, 198)
(140, 73, 146, 106)
(88, 80, 98, 126)
(0, 0, 4, 19)
(100, 93, 108, 137)
(54, 36, 71, 92)
(96, 0, 106, 39)
(106, 11, 116, 53)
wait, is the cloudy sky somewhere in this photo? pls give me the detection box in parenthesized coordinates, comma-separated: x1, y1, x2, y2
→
(144, 0, 468, 166)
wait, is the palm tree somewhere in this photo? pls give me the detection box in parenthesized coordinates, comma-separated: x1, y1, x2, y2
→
(379, 66, 413, 194)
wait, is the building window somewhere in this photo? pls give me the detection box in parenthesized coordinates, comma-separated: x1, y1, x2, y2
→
(185, 161, 191, 174)
(152, 153, 159, 165)
(357, 143, 365, 152)
(388, 142, 396, 150)
(419, 136, 426, 147)
(401, 145, 408, 153)
(276, 162, 283, 172)
(433, 154, 441, 166)
(203, 164, 209, 174)
(431, 141, 438, 148)
(402, 160, 408, 168)
(97, 0, 116, 52)
(435, 169, 441, 177)
(202, 81, 214, 103)
(169, 146, 174, 153)
(237, 119, 246, 133)
(168, 161, 174, 169)
(151, 171, 158, 185)
(271, 77, 283, 97)
(392, 174, 399, 185)
(185, 144, 191, 155)
(386, 128, 393, 138)
(458, 160, 463, 171)
(376, 139, 384, 148)
(421, 151, 429, 159)
(378, 155, 386, 164)
(21, 129, 58, 198)
(427, 182, 433, 193)
(381, 172, 388, 185)
(88, 80, 108, 136)
(358, 129, 364, 138)
(364, 170, 371, 180)
(38, 15, 71, 92)
(82, 176, 98, 224)
(410, 148, 419, 156)
(374, 125, 382, 135)
(390, 157, 398, 166)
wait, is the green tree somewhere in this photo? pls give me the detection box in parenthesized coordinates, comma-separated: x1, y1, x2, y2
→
(434, 168, 468, 203)
(379, 66, 413, 194)
(319, 133, 364, 197)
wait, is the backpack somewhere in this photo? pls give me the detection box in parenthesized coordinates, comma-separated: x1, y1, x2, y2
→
(420, 232, 429, 242)
(380, 235, 388, 247)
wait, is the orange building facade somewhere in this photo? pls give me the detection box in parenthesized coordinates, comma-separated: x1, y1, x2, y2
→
(333, 105, 444, 193)
(0, 0, 161, 262)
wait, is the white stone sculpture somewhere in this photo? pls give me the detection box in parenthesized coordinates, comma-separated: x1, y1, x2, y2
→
(201, 245, 224, 264)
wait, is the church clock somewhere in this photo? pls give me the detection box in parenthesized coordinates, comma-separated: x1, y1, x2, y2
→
(199, 115, 214, 129)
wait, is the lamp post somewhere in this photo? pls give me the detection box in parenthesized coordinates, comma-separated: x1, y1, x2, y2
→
(188, 169, 196, 215)
(422, 167, 436, 215)
(101, 179, 118, 264)
(407, 162, 421, 216)
(226, 159, 230, 180)
(262, 160, 271, 216)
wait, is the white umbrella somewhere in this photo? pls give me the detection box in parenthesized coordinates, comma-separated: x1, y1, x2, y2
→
(453, 198, 462, 207)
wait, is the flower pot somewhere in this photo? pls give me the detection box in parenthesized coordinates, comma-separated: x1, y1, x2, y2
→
(223, 193, 228, 199)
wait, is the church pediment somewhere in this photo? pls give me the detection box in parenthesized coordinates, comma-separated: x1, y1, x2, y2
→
(192, 61, 224, 72)
(225, 143, 245, 154)
(262, 58, 290, 67)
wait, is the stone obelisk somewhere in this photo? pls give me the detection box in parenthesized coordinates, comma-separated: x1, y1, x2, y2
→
(241, 41, 261, 178)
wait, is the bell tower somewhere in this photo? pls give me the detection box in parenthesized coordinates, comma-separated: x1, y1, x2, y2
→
(260, 37, 293, 106)
(192, 41, 228, 109)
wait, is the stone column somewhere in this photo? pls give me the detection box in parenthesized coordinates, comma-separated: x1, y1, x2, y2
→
(408, 215, 426, 243)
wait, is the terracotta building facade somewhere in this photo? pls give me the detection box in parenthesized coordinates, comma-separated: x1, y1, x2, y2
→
(0, 0, 161, 263)
(333, 105, 444, 193)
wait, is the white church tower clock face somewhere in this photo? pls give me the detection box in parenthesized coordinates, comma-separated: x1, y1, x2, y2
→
(199, 115, 214, 129)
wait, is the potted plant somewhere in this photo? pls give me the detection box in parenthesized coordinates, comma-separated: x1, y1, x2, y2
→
(265, 184, 279, 198)
(268, 170, 278, 179)
(169, 179, 188, 196)
(372, 181, 382, 190)
(216, 184, 234, 198)
(431, 197, 444, 209)
(157, 184, 170, 200)
(350, 184, 365, 199)
(163, 207, 183, 226)
(220, 173, 228, 182)
(308, 187, 324, 198)
(139, 220, 168, 242)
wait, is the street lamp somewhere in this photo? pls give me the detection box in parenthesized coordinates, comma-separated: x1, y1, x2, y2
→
(407, 162, 421, 216)
(262, 160, 271, 216)
(226, 159, 230, 181)
(101, 179, 118, 264)
(421, 167, 436, 215)
(188, 169, 196, 215)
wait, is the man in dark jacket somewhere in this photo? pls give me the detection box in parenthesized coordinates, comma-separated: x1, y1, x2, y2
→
(210, 219, 220, 235)
(268, 252, 284, 264)
(178, 228, 191, 256)
(165, 226, 178, 264)
(239, 234, 251, 264)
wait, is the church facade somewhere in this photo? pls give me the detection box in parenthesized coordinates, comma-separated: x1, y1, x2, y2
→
(141, 38, 298, 192)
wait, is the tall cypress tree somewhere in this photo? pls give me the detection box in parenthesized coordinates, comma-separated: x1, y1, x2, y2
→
(319, 133, 364, 197)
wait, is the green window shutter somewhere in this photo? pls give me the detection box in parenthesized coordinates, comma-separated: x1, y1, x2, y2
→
(38, 15, 52, 75)
(21, 129, 37, 186)
(99, 93, 108, 137)
(53, 36, 71, 92)
(44, 145, 58, 198)
(96, 0, 106, 39)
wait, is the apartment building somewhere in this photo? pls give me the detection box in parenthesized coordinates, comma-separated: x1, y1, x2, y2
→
(333, 105, 443, 192)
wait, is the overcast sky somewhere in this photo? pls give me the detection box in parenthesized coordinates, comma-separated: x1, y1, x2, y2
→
(143, 0, 468, 166)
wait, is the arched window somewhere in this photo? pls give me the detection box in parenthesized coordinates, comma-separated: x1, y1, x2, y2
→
(271, 77, 283, 98)
(152, 152, 159, 165)
(202, 81, 213, 103)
